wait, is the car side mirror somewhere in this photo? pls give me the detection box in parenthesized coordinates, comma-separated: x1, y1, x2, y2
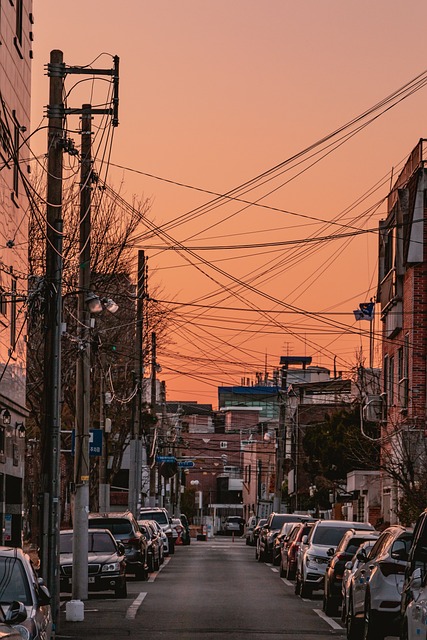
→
(301, 535, 308, 544)
(410, 567, 423, 590)
(38, 584, 51, 606)
(344, 561, 353, 570)
(117, 542, 125, 555)
(327, 547, 335, 557)
(356, 550, 367, 562)
(6, 601, 27, 624)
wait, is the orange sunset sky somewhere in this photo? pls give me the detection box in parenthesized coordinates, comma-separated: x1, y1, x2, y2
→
(30, 1, 427, 407)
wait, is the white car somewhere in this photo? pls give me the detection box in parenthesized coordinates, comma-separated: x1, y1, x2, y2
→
(295, 519, 374, 598)
(341, 539, 376, 630)
(345, 525, 413, 640)
(401, 568, 427, 640)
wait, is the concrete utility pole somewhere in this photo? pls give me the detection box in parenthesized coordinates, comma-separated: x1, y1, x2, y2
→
(40, 49, 64, 632)
(149, 332, 158, 503)
(273, 367, 287, 512)
(129, 250, 146, 516)
(72, 105, 92, 602)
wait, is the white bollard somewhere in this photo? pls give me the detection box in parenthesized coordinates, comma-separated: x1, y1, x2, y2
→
(66, 599, 84, 622)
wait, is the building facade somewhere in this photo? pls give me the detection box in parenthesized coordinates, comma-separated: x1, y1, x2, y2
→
(0, 0, 32, 545)
(377, 139, 427, 524)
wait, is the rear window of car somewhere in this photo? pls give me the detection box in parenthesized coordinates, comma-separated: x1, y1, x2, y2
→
(312, 526, 349, 546)
(89, 518, 133, 535)
(345, 536, 375, 555)
(141, 511, 169, 525)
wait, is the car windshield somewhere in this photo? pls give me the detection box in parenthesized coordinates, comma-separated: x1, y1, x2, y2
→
(89, 519, 133, 535)
(60, 532, 117, 553)
(312, 527, 348, 546)
(141, 512, 168, 525)
(0, 557, 32, 606)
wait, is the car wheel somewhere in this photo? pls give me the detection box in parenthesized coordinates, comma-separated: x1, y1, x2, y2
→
(399, 619, 409, 640)
(279, 561, 286, 578)
(169, 540, 175, 555)
(346, 597, 361, 640)
(294, 574, 301, 595)
(148, 554, 155, 573)
(154, 556, 160, 571)
(115, 580, 127, 599)
(286, 563, 295, 581)
(273, 551, 280, 566)
(300, 580, 312, 599)
(363, 601, 384, 640)
(323, 590, 338, 617)
(135, 564, 148, 581)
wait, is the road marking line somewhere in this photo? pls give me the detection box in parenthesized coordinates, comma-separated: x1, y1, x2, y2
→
(126, 592, 147, 619)
(314, 608, 343, 630)
(271, 567, 279, 573)
(280, 578, 293, 586)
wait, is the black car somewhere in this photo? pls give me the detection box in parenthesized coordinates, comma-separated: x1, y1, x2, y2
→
(257, 513, 316, 563)
(251, 518, 267, 549)
(59, 529, 127, 598)
(322, 528, 379, 616)
(88, 511, 148, 580)
(138, 520, 162, 572)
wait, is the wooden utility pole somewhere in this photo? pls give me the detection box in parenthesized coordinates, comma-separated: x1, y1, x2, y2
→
(273, 367, 287, 512)
(129, 250, 146, 515)
(40, 49, 64, 632)
(73, 104, 92, 601)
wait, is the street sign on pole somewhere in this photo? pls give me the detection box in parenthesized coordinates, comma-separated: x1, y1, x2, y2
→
(177, 460, 195, 468)
(156, 455, 177, 463)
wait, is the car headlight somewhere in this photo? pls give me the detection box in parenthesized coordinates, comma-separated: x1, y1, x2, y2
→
(102, 562, 120, 573)
(12, 625, 30, 640)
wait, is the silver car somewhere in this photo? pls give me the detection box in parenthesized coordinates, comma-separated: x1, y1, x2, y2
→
(0, 546, 52, 639)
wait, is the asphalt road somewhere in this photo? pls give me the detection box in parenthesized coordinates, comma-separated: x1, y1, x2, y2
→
(58, 536, 348, 639)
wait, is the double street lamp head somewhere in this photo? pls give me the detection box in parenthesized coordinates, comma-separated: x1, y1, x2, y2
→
(85, 292, 119, 314)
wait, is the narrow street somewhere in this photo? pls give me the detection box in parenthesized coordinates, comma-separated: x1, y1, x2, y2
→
(58, 537, 346, 639)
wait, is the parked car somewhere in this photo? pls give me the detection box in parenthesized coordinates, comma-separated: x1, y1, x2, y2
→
(272, 522, 299, 567)
(150, 520, 169, 559)
(401, 508, 427, 630)
(88, 511, 149, 580)
(341, 539, 377, 630)
(400, 568, 427, 640)
(59, 528, 127, 597)
(0, 546, 52, 640)
(295, 519, 375, 599)
(179, 514, 191, 545)
(280, 521, 316, 580)
(245, 516, 257, 546)
(139, 507, 175, 555)
(250, 518, 267, 548)
(223, 516, 245, 536)
(138, 520, 162, 572)
(345, 525, 413, 640)
(322, 528, 379, 616)
(257, 513, 315, 562)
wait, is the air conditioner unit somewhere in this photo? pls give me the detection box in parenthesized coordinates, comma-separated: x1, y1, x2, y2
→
(363, 395, 382, 422)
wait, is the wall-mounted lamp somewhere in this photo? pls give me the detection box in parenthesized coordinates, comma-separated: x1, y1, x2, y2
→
(1, 409, 11, 426)
(15, 422, 25, 439)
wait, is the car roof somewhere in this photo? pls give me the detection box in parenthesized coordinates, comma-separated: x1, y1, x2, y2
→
(314, 520, 374, 528)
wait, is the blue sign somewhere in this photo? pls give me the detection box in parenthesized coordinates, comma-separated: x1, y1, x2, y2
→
(71, 429, 103, 457)
(178, 460, 195, 468)
(156, 455, 177, 463)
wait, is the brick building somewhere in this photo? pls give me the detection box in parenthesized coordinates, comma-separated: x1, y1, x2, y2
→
(377, 139, 427, 523)
(0, 0, 32, 546)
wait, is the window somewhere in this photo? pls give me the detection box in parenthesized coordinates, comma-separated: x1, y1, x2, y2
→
(389, 356, 395, 406)
(10, 277, 16, 351)
(12, 117, 20, 197)
(15, 0, 23, 46)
